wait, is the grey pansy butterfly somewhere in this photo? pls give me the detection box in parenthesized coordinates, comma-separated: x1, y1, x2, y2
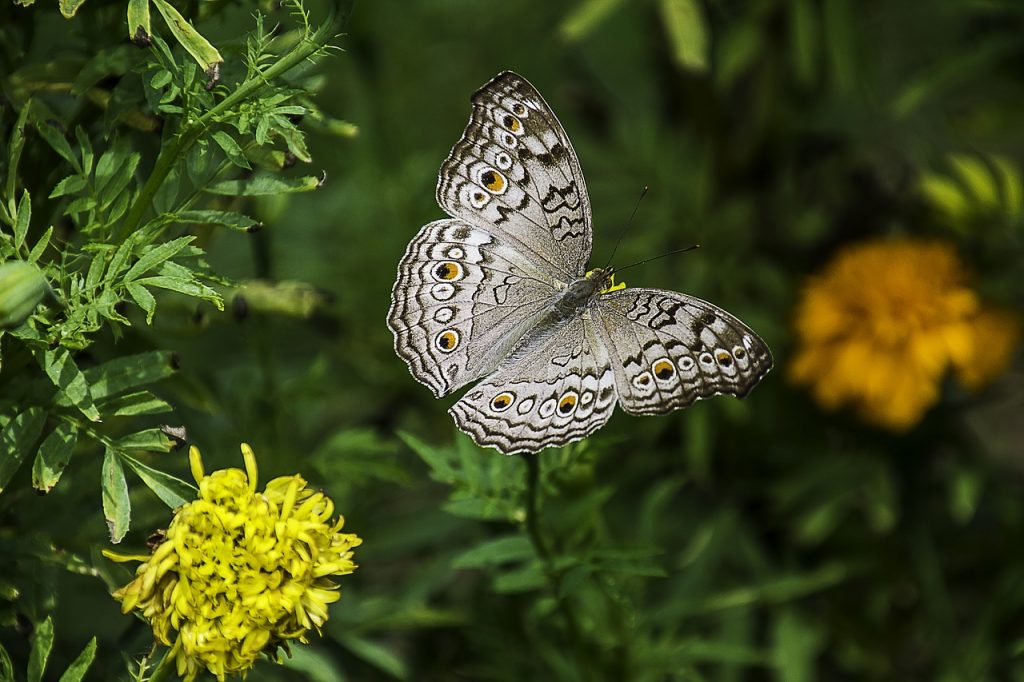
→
(387, 71, 772, 455)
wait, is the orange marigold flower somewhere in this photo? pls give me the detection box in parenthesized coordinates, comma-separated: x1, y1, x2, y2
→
(790, 238, 1019, 430)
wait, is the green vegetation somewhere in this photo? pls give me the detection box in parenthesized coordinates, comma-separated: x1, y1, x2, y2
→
(0, 0, 1022, 679)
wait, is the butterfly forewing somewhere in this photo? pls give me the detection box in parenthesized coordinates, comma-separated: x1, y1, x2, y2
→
(436, 71, 592, 280)
(388, 218, 558, 397)
(594, 289, 773, 415)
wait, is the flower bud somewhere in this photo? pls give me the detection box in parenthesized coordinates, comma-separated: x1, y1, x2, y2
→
(0, 261, 48, 329)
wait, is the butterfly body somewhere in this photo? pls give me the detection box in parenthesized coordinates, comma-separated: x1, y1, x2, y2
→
(388, 72, 772, 454)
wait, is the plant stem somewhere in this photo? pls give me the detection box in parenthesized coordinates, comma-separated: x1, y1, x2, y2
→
(147, 646, 177, 682)
(520, 454, 595, 681)
(114, 8, 342, 243)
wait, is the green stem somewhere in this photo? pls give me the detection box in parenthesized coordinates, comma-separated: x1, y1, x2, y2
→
(114, 9, 341, 243)
(520, 454, 595, 681)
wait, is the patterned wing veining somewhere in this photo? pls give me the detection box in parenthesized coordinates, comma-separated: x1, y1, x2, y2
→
(388, 218, 558, 397)
(594, 288, 772, 415)
(437, 71, 592, 279)
(449, 316, 617, 454)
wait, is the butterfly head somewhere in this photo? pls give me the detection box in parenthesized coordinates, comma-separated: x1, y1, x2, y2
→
(585, 268, 627, 295)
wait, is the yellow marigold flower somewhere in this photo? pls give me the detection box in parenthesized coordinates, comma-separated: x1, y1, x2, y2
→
(104, 444, 361, 681)
(790, 238, 1020, 430)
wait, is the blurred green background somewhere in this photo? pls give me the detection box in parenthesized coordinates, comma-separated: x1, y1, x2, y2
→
(3, 0, 1024, 679)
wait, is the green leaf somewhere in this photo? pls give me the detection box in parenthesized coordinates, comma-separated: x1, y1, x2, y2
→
(659, 0, 709, 73)
(113, 428, 175, 452)
(949, 154, 998, 209)
(32, 422, 78, 493)
(492, 563, 546, 593)
(97, 390, 172, 417)
(123, 236, 194, 281)
(49, 175, 87, 199)
(211, 131, 251, 169)
(399, 431, 455, 483)
(126, 283, 156, 323)
(0, 644, 13, 682)
(34, 121, 82, 174)
(134, 275, 224, 309)
(174, 209, 260, 232)
(57, 637, 97, 682)
(0, 408, 47, 494)
(5, 97, 31, 203)
(14, 190, 31, 251)
(120, 452, 195, 508)
(339, 636, 407, 680)
(101, 448, 131, 543)
(151, 0, 223, 72)
(560, 0, 626, 40)
(789, 0, 819, 85)
(451, 535, 535, 569)
(59, 0, 87, 18)
(204, 174, 322, 196)
(28, 616, 54, 682)
(28, 226, 52, 262)
(127, 0, 152, 45)
(39, 348, 101, 422)
(772, 610, 823, 682)
(83, 350, 178, 400)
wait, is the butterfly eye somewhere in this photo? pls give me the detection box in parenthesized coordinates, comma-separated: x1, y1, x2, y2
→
(433, 261, 463, 282)
(490, 392, 515, 412)
(653, 359, 675, 381)
(479, 169, 507, 194)
(557, 392, 578, 415)
(435, 329, 460, 352)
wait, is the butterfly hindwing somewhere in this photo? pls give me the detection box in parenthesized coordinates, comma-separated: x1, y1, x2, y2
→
(388, 218, 558, 397)
(436, 71, 592, 279)
(595, 288, 773, 415)
(449, 316, 617, 454)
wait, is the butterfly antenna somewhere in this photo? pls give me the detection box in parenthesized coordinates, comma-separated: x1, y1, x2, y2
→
(612, 245, 701, 274)
(603, 186, 649, 269)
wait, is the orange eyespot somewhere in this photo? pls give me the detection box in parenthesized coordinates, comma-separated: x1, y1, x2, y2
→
(716, 351, 733, 367)
(480, 169, 506, 193)
(491, 392, 515, 412)
(435, 330, 459, 353)
(434, 261, 462, 281)
(557, 392, 578, 415)
(502, 114, 521, 132)
(733, 347, 746, 359)
(653, 359, 675, 380)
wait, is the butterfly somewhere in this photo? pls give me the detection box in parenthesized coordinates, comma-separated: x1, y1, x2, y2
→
(387, 71, 772, 455)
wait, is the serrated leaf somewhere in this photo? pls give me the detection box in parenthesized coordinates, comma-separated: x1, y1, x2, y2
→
(113, 428, 175, 452)
(49, 175, 87, 199)
(659, 0, 709, 72)
(32, 422, 78, 493)
(211, 131, 251, 169)
(28, 226, 52, 262)
(57, 637, 97, 682)
(14, 190, 31, 251)
(102, 448, 131, 543)
(0, 407, 47, 494)
(34, 121, 82, 174)
(97, 391, 172, 417)
(135, 275, 223, 309)
(174, 209, 260, 232)
(83, 350, 177, 400)
(204, 174, 322, 196)
(120, 452, 195, 508)
(27, 616, 54, 682)
(39, 348, 101, 422)
(151, 0, 223, 72)
(123, 236, 194, 281)
(452, 535, 535, 569)
(97, 152, 140, 209)
(126, 283, 156, 323)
